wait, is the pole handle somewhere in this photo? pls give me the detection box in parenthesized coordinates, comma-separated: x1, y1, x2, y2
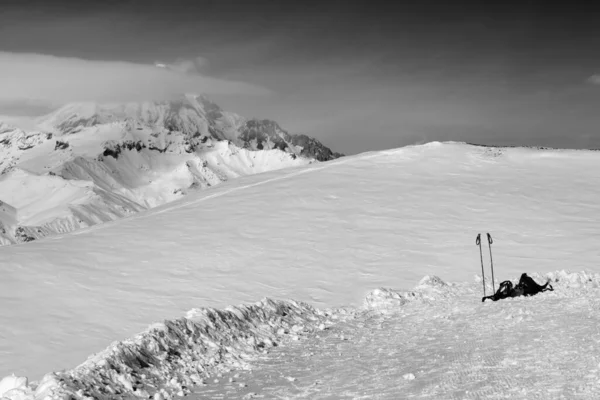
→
(476, 233, 481, 246)
(487, 233, 493, 245)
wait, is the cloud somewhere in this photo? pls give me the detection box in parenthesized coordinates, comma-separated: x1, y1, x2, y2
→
(587, 74, 600, 84)
(0, 52, 270, 114)
(155, 57, 210, 75)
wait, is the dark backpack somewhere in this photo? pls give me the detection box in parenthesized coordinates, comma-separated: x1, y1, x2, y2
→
(483, 280, 515, 302)
(518, 273, 553, 296)
(482, 273, 553, 302)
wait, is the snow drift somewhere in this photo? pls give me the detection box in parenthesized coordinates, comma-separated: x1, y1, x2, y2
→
(0, 298, 342, 400)
(2, 270, 598, 399)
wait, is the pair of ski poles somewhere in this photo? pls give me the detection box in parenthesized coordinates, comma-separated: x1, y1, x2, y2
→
(476, 233, 495, 296)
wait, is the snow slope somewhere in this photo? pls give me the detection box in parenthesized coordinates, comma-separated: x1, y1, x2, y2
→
(3, 142, 600, 395)
(0, 95, 340, 244)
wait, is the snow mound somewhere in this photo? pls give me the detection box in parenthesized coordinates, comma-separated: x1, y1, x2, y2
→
(0, 375, 29, 399)
(543, 270, 600, 288)
(363, 288, 410, 312)
(364, 276, 458, 313)
(415, 275, 448, 289)
(5, 298, 335, 400)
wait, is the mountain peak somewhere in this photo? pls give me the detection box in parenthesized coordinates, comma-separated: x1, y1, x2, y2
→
(31, 94, 341, 161)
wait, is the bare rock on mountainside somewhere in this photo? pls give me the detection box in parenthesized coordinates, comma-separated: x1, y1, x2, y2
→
(239, 119, 344, 161)
(0, 94, 343, 245)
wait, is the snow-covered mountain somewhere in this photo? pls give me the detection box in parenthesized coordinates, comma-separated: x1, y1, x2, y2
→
(0, 94, 342, 245)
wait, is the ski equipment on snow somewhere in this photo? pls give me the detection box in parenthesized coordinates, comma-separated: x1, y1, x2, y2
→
(482, 273, 554, 302)
(487, 233, 496, 294)
(482, 280, 514, 302)
(476, 234, 486, 297)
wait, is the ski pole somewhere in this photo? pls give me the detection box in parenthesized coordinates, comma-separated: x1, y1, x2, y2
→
(476, 234, 486, 297)
(487, 233, 496, 294)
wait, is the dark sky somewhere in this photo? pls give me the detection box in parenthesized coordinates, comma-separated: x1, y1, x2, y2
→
(1, 0, 600, 153)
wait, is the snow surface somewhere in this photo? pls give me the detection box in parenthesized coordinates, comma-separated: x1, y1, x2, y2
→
(3, 142, 600, 397)
(3, 271, 600, 399)
(189, 272, 600, 399)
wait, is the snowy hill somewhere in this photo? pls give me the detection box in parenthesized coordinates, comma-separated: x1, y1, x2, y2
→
(3, 141, 600, 398)
(0, 95, 342, 245)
